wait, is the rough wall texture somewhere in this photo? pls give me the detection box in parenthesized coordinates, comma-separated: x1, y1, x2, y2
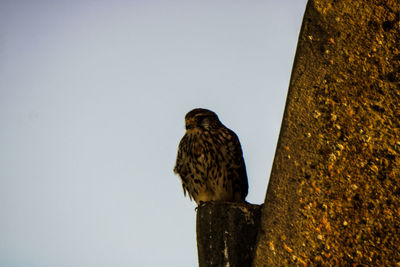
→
(254, 0, 400, 266)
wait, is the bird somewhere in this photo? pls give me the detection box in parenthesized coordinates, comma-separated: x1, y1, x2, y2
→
(174, 108, 248, 205)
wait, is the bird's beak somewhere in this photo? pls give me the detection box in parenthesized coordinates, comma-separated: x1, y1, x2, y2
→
(185, 118, 195, 130)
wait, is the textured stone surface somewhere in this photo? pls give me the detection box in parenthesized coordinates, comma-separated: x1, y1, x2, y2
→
(254, 0, 400, 266)
(196, 202, 261, 267)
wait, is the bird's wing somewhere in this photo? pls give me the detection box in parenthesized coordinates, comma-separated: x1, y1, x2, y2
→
(225, 128, 249, 200)
(174, 135, 192, 200)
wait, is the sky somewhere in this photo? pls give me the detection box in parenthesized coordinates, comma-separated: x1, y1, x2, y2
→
(0, 1, 307, 266)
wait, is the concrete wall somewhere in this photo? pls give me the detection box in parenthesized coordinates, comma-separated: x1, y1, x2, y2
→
(254, 0, 400, 265)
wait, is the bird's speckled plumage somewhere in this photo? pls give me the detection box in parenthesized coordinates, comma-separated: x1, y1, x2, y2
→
(174, 108, 248, 205)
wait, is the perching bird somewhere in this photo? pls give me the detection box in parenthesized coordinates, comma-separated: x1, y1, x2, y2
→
(174, 108, 248, 205)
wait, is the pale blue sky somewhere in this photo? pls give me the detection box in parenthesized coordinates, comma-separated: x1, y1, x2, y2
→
(0, 1, 307, 266)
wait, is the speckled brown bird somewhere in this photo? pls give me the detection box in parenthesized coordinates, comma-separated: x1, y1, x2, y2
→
(174, 108, 248, 205)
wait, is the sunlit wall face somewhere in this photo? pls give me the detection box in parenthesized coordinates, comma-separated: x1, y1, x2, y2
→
(0, 1, 307, 266)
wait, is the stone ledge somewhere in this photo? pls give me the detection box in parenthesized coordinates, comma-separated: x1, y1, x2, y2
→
(196, 202, 262, 267)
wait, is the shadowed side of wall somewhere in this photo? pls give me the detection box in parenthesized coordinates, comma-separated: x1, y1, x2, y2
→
(254, 0, 400, 266)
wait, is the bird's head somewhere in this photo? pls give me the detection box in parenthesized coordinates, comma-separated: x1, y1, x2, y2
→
(184, 108, 222, 131)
